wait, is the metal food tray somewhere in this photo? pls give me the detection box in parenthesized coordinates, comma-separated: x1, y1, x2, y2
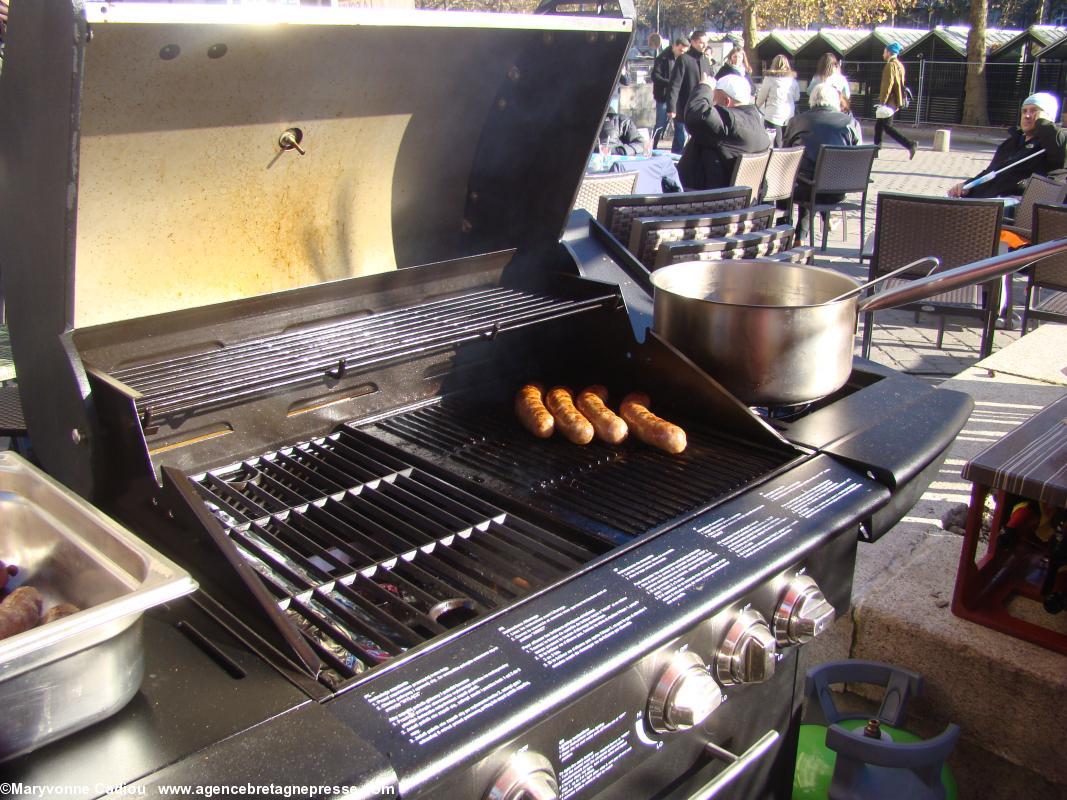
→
(0, 451, 197, 761)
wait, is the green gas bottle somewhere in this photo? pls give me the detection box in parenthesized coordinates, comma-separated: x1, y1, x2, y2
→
(792, 661, 959, 800)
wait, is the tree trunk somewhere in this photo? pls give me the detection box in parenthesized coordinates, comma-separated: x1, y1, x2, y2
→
(962, 0, 989, 126)
(1036, 0, 1047, 24)
(742, 1, 759, 76)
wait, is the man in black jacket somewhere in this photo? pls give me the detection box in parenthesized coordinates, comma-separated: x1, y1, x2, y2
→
(678, 74, 769, 190)
(652, 36, 687, 149)
(948, 92, 1067, 199)
(667, 30, 712, 155)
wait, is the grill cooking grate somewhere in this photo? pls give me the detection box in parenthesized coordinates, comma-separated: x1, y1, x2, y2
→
(113, 287, 616, 422)
(190, 427, 606, 682)
(364, 401, 800, 538)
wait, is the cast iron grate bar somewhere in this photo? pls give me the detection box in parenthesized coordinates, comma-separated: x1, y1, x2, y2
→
(111, 287, 616, 421)
(363, 401, 799, 537)
(189, 425, 604, 684)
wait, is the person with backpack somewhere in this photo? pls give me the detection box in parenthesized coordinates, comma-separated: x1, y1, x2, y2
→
(874, 42, 917, 159)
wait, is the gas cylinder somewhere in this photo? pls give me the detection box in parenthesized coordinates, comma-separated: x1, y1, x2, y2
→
(792, 660, 959, 800)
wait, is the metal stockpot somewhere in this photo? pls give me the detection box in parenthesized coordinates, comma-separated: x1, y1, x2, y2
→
(649, 241, 1067, 407)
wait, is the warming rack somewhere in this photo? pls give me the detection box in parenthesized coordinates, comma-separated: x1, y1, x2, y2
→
(109, 287, 618, 423)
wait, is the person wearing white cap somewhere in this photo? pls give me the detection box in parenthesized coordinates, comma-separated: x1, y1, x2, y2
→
(948, 91, 1067, 199)
(677, 73, 770, 190)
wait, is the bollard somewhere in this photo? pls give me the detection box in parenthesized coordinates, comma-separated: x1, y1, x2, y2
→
(933, 129, 951, 152)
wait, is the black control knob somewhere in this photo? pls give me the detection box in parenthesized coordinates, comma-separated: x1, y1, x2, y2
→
(647, 650, 724, 733)
(485, 751, 559, 800)
(715, 608, 777, 685)
(773, 575, 836, 646)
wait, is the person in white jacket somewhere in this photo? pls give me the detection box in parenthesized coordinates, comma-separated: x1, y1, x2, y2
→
(756, 55, 800, 147)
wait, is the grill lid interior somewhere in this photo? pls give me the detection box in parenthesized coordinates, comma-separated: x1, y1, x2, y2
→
(2, 2, 631, 329)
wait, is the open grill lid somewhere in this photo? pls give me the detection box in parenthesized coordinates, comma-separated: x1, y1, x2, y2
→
(0, 1, 631, 495)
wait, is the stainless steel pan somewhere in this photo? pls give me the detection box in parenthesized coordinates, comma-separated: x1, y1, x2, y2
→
(650, 239, 1067, 406)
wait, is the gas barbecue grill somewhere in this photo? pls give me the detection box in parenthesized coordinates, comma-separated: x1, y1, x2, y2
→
(0, 3, 971, 799)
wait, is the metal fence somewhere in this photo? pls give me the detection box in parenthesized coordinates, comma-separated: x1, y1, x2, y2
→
(838, 60, 1039, 128)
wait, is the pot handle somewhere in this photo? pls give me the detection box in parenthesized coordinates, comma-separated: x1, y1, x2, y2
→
(828, 256, 940, 303)
(857, 237, 1067, 313)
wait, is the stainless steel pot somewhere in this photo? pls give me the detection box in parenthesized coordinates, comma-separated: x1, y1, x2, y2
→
(650, 240, 1067, 407)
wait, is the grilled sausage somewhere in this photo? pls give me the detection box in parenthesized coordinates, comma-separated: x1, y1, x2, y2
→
(515, 383, 554, 439)
(0, 585, 43, 640)
(576, 385, 628, 445)
(0, 560, 17, 592)
(545, 386, 595, 445)
(41, 602, 81, 625)
(620, 392, 687, 454)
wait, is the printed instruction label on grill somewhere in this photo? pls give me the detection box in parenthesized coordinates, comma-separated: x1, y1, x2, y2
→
(614, 546, 730, 604)
(498, 588, 647, 668)
(363, 646, 531, 745)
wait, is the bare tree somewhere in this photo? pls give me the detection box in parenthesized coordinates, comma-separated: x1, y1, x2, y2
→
(962, 0, 988, 126)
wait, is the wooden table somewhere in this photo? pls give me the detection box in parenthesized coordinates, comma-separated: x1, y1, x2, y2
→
(952, 393, 1067, 654)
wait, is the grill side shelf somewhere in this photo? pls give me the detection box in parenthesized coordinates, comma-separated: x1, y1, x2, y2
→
(107, 287, 618, 425)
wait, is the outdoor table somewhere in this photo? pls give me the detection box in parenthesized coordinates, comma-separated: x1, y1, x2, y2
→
(587, 152, 682, 194)
(952, 392, 1067, 655)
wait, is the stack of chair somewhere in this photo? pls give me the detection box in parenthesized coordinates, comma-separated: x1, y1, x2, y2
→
(596, 186, 814, 271)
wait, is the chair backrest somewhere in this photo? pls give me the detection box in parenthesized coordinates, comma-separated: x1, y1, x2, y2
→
(761, 146, 805, 203)
(596, 186, 753, 242)
(573, 172, 639, 215)
(870, 193, 1004, 282)
(628, 204, 776, 267)
(809, 145, 878, 195)
(729, 150, 771, 196)
(1030, 202, 1067, 292)
(1012, 174, 1067, 235)
(652, 224, 797, 268)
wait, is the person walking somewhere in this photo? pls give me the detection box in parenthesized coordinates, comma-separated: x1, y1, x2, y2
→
(807, 53, 850, 106)
(873, 42, 917, 159)
(652, 36, 688, 149)
(756, 54, 800, 147)
(667, 31, 713, 155)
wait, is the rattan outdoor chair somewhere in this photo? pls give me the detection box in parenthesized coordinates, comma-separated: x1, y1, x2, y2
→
(1002, 174, 1067, 243)
(573, 171, 639, 216)
(596, 186, 753, 243)
(628, 204, 777, 267)
(795, 145, 878, 254)
(651, 224, 800, 268)
(759, 146, 805, 222)
(729, 150, 771, 199)
(860, 193, 1004, 360)
(1020, 202, 1067, 332)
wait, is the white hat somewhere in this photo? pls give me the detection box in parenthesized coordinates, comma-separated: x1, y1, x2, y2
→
(1023, 92, 1059, 121)
(716, 74, 753, 105)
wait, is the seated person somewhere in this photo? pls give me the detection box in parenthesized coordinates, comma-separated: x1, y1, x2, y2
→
(598, 110, 650, 156)
(677, 74, 769, 191)
(783, 83, 861, 240)
(948, 92, 1067, 199)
